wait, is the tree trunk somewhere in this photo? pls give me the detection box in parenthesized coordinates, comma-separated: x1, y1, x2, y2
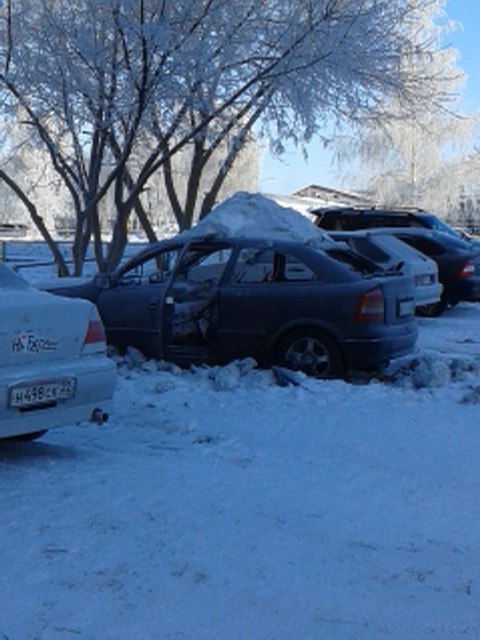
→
(0, 170, 70, 276)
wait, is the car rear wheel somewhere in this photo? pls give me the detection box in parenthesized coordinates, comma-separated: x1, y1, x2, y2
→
(416, 296, 447, 317)
(5, 430, 48, 442)
(275, 329, 344, 378)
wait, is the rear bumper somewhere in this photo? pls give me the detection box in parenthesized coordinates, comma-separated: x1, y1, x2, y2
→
(414, 283, 443, 307)
(342, 322, 418, 370)
(0, 356, 116, 440)
(448, 277, 480, 303)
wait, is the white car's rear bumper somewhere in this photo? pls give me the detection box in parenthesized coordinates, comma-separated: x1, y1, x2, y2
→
(414, 282, 443, 307)
(0, 355, 116, 439)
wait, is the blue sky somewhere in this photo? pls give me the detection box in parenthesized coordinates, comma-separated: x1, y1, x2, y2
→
(445, 0, 480, 109)
(259, 0, 480, 195)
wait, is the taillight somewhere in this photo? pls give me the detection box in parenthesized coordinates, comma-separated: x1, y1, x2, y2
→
(458, 260, 475, 278)
(82, 309, 106, 353)
(354, 287, 385, 323)
(84, 319, 105, 344)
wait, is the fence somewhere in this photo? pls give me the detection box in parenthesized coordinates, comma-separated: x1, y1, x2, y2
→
(0, 239, 88, 278)
(0, 238, 150, 282)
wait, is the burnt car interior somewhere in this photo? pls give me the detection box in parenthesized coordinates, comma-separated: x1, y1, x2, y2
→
(166, 244, 318, 347)
(167, 245, 232, 346)
(231, 248, 316, 283)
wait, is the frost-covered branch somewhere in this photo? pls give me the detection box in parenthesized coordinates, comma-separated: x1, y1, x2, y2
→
(0, 0, 462, 271)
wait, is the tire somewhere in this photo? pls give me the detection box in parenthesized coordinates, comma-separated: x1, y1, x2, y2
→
(275, 329, 345, 378)
(416, 297, 447, 317)
(5, 430, 48, 442)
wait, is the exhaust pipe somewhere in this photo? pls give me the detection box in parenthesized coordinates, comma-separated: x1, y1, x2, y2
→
(91, 408, 109, 424)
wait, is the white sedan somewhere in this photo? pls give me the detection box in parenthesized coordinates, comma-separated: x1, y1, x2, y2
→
(0, 264, 116, 440)
(329, 229, 443, 309)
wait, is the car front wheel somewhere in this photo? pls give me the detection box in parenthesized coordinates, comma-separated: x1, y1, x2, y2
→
(275, 329, 345, 378)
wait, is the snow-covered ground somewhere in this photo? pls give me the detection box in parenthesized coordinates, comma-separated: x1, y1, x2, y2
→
(1, 300, 480, 639)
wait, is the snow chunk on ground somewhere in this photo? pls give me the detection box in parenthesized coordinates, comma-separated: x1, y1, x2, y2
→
(182, 191, 334, 248)
(461, 385, 480, 404)
(386, 352, 480, 389)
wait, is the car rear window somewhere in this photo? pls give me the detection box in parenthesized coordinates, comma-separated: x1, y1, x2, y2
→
(396, 236, 445, 256)
(345, 238, 391, 263)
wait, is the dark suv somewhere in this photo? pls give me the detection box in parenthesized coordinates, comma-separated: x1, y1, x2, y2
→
(313, 207, 460, 237)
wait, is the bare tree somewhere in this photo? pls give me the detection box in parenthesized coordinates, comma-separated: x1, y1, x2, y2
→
(332, 5, 478, 219)
(0, 0, 459, 274)
(335, 108, 478, 214)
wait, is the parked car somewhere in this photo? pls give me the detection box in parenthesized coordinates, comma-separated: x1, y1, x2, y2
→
(328, 229, 443, 309)
(46, 234, 418, 378)
(383, 229, 480, 315)
(312, 205, 466, 238)
(311, 206, 480, 316)
(0, 264, 116, 441)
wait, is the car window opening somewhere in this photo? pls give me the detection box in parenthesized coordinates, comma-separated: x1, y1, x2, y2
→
(231, 248, 316, 284)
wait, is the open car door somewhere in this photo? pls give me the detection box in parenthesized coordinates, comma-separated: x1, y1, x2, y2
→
(161, 242, 233, 365)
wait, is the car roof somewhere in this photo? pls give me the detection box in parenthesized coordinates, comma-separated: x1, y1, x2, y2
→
(330, 228, 423, 238)
(376, 226, 457, 239)
(115, 233, 336, 278)
(312, 206, 428, 217)
(127, 233, 326, 256)
(330, 227, 448, 244)
(330, 228, 432, 255)
(374, 226, 478, 251)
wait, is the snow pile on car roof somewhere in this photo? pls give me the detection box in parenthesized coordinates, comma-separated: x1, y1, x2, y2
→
(182, 192, 334, 247)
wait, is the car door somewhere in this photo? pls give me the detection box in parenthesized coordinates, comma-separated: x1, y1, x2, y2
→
(96, 245, 182, 358)
(214, 246, 320, 364)
(161, 242, 233, 364)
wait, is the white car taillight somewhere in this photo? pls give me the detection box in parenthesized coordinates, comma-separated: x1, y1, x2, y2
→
(354, 287, 385, 324)
(82, 308, 107, 354)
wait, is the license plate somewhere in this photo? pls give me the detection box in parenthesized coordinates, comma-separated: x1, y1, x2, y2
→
(9, 379, 76, 408)
(415, 274, 434, 286)
(397, 298, 414, 317)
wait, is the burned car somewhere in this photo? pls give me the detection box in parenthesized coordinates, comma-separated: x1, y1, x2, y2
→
(47, 234, 418, 378)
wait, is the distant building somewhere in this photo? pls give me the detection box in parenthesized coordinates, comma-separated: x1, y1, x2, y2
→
(293, 184, 373, 208)
(264, 184, 374, 222)
(0, 222, 29, 238)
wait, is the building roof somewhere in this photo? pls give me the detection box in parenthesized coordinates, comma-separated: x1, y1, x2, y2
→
(293, 184, 373, 208)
